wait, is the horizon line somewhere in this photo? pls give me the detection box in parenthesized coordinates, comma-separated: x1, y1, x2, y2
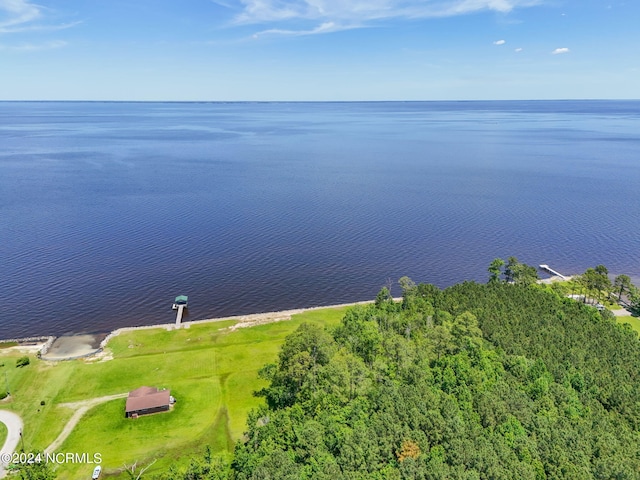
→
(2, 98, 639, 104)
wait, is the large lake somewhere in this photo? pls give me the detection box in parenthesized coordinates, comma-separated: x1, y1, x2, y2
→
(1, 101, 639, 338)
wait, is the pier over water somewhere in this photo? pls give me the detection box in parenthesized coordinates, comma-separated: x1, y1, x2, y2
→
(539, 265, 567, 280)
(172, 295, 188, 328)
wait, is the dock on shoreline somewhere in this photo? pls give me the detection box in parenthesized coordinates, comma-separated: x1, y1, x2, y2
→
(172, 295, 188, 328)
(539, 264, 568, 281)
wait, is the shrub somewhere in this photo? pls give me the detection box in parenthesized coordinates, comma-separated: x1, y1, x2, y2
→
(16, 356, 30, 367)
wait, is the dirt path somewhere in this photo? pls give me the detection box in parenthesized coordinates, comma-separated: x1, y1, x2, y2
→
(611, 307, 634, 317)
(45, 393, 128, 454)
(0, 409, 24, 478)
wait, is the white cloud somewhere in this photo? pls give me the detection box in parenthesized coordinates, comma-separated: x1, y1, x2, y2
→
(234, 0, 543, 35)
(493, 39, 505, 45)
(0, 0, 40, 31)
(514, 47, 522, 52)
(551, 47, 569, 55)
(210, 0, 236, 7)
(253, 21, 350, 37)
(0, 0, 79, 34)
(0, 39, 67, 51)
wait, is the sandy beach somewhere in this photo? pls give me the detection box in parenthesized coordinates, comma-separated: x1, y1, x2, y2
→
(41, 333, 107, 361)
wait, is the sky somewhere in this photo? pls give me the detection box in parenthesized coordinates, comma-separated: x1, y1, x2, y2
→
(0, 0, 638, 101)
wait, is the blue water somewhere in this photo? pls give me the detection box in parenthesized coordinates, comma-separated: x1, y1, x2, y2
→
(1, 101, 639, 338)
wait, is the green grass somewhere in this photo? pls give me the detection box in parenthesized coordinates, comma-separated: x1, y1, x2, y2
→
(0, 421, 7, 449)
(0, 306, 348, 479)
(0, 357, 77, 449)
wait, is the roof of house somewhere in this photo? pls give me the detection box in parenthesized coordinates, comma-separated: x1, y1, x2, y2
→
(126, 386, 171, 413)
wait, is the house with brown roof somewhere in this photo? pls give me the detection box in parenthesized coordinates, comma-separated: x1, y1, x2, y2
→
(125, 386, 171, 418)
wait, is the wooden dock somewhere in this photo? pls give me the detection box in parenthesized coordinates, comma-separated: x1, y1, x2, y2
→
(174, 305, 186, 326)
(539, 264, 567, 280)
(172, 295, 188, 328)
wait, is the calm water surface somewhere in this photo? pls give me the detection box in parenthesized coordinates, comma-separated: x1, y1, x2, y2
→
(1, 101, 639, 338)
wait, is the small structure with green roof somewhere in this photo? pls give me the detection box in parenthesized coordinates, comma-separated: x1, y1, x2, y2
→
(174, 295, 188, 306)
(172, 295, 189, 327)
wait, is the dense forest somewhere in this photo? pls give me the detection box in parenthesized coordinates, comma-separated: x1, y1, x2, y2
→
(155, 266, 640, 480)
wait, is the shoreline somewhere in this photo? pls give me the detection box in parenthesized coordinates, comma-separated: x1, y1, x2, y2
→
(0, 268, 579, 349)
(3, 272, 636, 360)
(0, 273, 579, 349)
(0, 266, 611, 347)
(98, 298, 403, 349)
(2, 298, 403, 360)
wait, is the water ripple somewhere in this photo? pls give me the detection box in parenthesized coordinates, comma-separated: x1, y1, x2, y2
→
(2, 101, 640, 338)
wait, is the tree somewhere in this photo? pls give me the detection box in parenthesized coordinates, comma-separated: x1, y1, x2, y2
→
(613, 274, 632, 303)
(334, 307, 382, 366)
(511, 262, 539, 286)
(399, 276, 418, 312)
(398, 276, 417, 294)
(426, 324, 454, 360)
(581, 269, 599, 304)
(488, 258, 505, 284)
(629, 285, 640, 314)
(374, 287, 394, 309)
(13, 453, 55, 480)
(504, 256, 519, 283)
(397, 440, 421, 462)
(257, 323, 335, 409)
(594, 265, 612, 302)
(582, 266, 611, 304)
(449, 311, 483, 352)
(575, 274, 589, 303)
(502, 257, 538, 286)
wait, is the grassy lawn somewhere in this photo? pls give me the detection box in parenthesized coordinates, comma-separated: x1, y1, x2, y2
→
(0, 306, 349, 479)
(0, 356, 77, 449)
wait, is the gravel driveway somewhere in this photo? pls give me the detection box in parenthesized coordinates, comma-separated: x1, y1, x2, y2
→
(0, 409, 24, 478)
